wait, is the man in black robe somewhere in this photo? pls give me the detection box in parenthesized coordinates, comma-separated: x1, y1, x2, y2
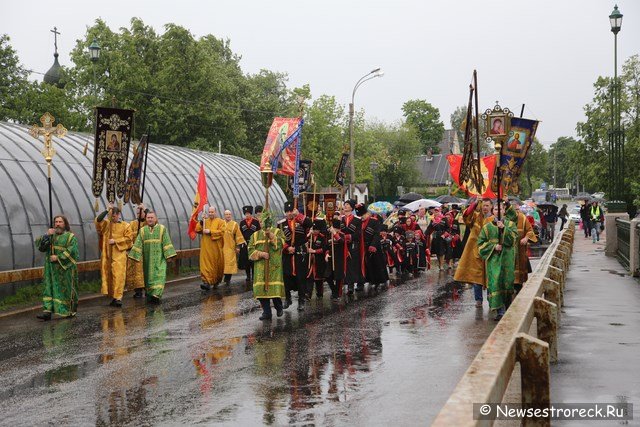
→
(238, 205, 261, 283)
(278, 201, 313, 310)
(341, 200, 362, 295)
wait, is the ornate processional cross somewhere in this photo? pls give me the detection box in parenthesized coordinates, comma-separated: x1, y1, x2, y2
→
(29, 112, 68, 177)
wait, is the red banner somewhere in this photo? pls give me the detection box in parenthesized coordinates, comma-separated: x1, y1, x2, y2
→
(259, 117, 301, 176)
(188, 164, 209, 240)
(447, 154, 496, 198)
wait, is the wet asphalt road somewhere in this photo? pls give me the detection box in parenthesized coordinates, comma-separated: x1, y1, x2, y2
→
(0, 269, 499, 426)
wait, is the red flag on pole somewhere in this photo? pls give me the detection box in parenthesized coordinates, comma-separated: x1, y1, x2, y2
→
(188, 165, 209, 240)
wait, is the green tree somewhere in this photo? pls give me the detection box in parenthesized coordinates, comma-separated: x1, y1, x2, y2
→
(0, 34, 30, 122)
(522, 139, 548, 197)
(402, 99, 444, 154)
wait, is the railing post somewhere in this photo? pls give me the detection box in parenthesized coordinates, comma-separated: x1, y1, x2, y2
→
(547, 265, 564, 306)
(516, 333, 551, 427)
(542, 278, 561, 323)
(534, 297, 558, 363)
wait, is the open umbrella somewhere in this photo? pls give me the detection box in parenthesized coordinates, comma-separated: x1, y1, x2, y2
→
(368, 201, 394, 215)
(397, 192, 424, 203)
(435, 195, 464, 204)
(537, 202, 558, 212)
(403, 198, 442, 212)
(574, 194, 591, 202)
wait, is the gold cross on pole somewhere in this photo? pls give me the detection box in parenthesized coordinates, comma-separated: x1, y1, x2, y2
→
(29, 112, 67, 178)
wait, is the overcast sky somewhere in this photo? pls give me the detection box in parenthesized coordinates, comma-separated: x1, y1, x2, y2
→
(4, 0, 640, 146)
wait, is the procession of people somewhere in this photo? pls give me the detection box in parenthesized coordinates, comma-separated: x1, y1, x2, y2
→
(34, 194, 548, 323)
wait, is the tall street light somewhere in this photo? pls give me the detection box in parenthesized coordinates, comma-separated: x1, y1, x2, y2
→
(349, 67, 384, 201)
(370, 161, 379, 202)
(608, 5, 625, 210)
(89, 38, 101, 99)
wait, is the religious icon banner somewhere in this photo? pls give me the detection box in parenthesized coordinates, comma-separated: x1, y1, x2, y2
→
(259, 117, 302, 177)
(447, 154, 497, 198)
(494, 117, 539, 195)
(288, 159, 312, 195)
(123, 132, 148, 204)
(92, 107, 134, 203)
(333, 152, 349, 188)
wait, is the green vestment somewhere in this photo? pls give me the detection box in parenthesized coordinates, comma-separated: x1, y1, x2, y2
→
(477, 217, 518, 311)
(36, 232, 79, 317)
(128, 224, 177, 298)
(248, 227, 285, 299)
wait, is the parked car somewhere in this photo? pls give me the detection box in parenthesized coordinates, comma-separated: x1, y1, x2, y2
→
(569, 206, 581, 223)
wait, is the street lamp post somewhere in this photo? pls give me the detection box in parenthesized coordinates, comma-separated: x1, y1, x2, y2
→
(89, 38, 101, 99)
(349, 67, 384, 201)
(608, 5, 625, 210)
(370, 161, 379, 202)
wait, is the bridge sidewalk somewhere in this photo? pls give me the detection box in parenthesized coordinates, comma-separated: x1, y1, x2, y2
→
(551, 233, 640, 424)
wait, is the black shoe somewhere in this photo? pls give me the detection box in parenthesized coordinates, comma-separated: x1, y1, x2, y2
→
(259, 314, 272, 320)
(36, 312, 52, 321)
(200, 283, 211, 291)
(224, 279, 231, 286)
(493, 313, 503, 321)
(113, 299, 122, 308)
(297, 302, 305, 311)
(284, 300, 291, 309)
(276, 308, 284, 317)
(133, 289, 143, 299)
(147, 295, 161, 305)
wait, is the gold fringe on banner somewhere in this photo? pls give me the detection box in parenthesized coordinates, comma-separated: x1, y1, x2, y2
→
(94, 198, 99, 212)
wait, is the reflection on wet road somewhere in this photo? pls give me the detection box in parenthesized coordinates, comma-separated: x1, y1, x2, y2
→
(0, 270, 497, 426)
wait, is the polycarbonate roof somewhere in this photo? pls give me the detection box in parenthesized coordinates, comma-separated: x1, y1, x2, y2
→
(0, 121, 286, 271)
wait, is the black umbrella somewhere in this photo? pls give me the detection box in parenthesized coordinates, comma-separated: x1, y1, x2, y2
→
(398, 192, 424, 203)
(393, 200, 407, 207)
(537, 202, 558, 212)
(435, 195, 464, 204)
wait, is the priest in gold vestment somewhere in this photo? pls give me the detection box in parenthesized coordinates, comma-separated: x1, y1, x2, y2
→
(195, 206, 226, 291)
(95, 205, 133, 307)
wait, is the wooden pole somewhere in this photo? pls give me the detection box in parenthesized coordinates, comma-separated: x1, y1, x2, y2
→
(140, 126, 151, 203)
(262, 171, 273, 291)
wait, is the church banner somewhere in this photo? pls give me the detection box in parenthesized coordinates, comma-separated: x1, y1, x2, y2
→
(123, 132, 148, 204)
(333, 152, 349, 188)
(287, 159, 312, 196)
(259, 117, 303, 177)
(92, 107, 134, 204)
(492, 117, 539, 195)
(447, 154, 497, 198)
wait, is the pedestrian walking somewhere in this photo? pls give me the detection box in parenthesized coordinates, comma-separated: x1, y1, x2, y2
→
(589, 201, 605, 243)
(558, 204, 568, 231)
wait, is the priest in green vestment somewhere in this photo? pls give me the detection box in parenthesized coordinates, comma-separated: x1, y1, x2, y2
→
(128, 211, 177, 303)
(248, 210, 285, 320)
(35, 215, 79, 321)
(477, 203, 518, 321)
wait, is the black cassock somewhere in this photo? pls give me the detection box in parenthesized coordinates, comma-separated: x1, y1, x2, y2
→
(324, 228, 346, 282)
(278, 215, 313, 299)
(340, 214, 362, 285)
(238, 217, 260, 270)
(363, 216, 388, 284)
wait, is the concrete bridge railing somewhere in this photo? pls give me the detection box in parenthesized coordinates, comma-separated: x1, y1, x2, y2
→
(432, 221, 576, 427)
